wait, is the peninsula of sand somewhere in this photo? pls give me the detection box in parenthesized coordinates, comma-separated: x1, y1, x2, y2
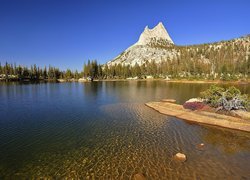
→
(146, 101, 250, 132)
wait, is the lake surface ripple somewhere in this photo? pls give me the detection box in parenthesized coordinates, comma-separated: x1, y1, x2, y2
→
(0, 81, 250, 179)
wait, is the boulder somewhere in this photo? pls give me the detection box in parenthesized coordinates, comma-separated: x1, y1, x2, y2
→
(186, 98, 203, 103)
(183, 102, 206, 111)
(57, 79, 66, 82)
(183, 98, 206, 110)
(165, 76, 171, 81)
(146, 75, 153, 79)
(78, 78, 87, 82)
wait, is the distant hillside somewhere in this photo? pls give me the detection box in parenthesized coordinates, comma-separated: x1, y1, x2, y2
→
(104, 22, 250, 79)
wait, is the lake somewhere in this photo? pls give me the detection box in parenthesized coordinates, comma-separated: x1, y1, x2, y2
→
(0, 81, 250, 179)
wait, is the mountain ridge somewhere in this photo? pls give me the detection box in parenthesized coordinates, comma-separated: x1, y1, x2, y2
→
(107, 22, 249, 69)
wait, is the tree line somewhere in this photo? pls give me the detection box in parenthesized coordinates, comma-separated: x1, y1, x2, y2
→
(0, 62, 81, 81)
(1, 36, 250, 81)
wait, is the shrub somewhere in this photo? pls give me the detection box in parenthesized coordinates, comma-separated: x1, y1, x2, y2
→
(200, 85, 250, 111)
(200, 85, 224, 107)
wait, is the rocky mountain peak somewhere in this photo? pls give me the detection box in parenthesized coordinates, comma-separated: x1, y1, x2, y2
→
(107, 21, 177, 67)
(136, 22, 174, 45)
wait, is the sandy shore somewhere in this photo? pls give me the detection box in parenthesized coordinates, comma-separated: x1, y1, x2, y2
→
(146, 101, 250, 132)
(95, 79, 250, 84)
(163, 80, 250, 84)
(1, 78, 249, 84)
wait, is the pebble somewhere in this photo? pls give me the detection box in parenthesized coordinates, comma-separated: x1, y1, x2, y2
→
(174, 153, 187, 162)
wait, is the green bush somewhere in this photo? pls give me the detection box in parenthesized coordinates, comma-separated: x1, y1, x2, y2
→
(224, 86, 241, 100)
(200, 85, 250, 111)
(200, 85, 224, 107)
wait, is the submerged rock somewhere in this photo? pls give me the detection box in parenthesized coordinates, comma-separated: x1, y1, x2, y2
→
(174, 153, 187, 162)
(196, 143, 205, 151)
(134, 173, 146, 180)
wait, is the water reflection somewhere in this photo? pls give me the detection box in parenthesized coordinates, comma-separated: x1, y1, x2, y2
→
(202, 127, 250, 154)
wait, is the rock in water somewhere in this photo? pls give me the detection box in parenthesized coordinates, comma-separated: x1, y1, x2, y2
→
(174, 153, 187, 162)
(196, 143, 205, 151)
(134, 173, 146, 180)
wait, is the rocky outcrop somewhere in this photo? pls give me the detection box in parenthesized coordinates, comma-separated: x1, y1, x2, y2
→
(136, 22, 174, 45)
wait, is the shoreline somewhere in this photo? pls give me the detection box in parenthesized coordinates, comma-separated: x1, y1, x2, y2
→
(146, 101, 250, 132)
(94, 79, 250, 85)
(1, 78, 249, 84)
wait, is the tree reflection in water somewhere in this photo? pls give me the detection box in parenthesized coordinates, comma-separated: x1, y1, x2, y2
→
(202, 126, 250, 154)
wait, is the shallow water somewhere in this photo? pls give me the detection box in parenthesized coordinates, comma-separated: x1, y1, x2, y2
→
(0, 81, 250, 179)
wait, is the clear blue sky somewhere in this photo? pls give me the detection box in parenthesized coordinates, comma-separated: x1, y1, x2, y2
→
(0, 0, 249, 70)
